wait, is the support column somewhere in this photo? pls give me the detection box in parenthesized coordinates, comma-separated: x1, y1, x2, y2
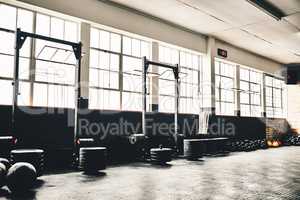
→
(235, 65, 241, 116)
(198, 37, 215, 134)
(202, 36, 216, 114)
(262, 74, 267, 117)
(29, 12, 37, 106)
(150, 42, 159, 112)
(80, 22, 90, 101)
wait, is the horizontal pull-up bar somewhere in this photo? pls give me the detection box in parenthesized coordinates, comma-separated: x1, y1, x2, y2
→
(145, 60, 178, 70)
(142, 57, 179, 79)
(17, 29, 79, 48)
(0, 27, 15, 33)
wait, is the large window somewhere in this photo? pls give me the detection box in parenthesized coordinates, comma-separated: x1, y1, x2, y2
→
(0, 4, 33, 106)
(0, 3, 79, 108)
(158, 46, 179, 113)
(215, 59, 235, 116)
(240, 67, 262, 117)
(89, 27, 150, 111)
(122, 36, 150, 111)
(265, 75, 284, 118)
(89, 28, 120, 110)
(179, 51, 202, 114)
(33, 13, 79, 108)
(159, 45, 202, 114)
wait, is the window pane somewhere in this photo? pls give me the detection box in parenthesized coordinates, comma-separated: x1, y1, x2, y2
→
(110, 33, 121, 53)
(99, 70, 110, 88)
(89, 88, 98, 109)
(192, 55, 199, 70)
(240, 93, 249, 104)
(97, 89, 120, 110)
(180, 52, 186, 66)
(17, 9, 33, 33)
(159, 95, 175, 113)
(19, 58, 30, 80)
(241, 104, 250, 116)
(0, 80, 13, 105)
(20, 38, 31, 58)
(123, 36, 131, 55)
(122, 92, 142, 111)
(50, 17, 64, 39)
(89, 68, 99, 87)
(215, 61, 220, 75)
(0, 4, 16, 30)
(64, 21, 78, 42)
(90, 28, 99, 48)
(251, 106, 261, 117)
(265, 76, 273, 86)
(141, 41, 149, 58)
(159, 80, 175, 96)
(36, 14, 50, 36)
(0, 32, 14, 54)
(123, 74, 141, 92)
(35, 60, 75, 84)
(110, 72, 119, 89)
(90, 49, 99, 68)
(18, 81, 30, 106)
(99, 51, 110, 70)
(99, 30, 110, 50)
(186, 53, 192, 67)
(33, 83, 48, 107)
(108, 90, 120, 110)
(132, 39, 141, 57)
(123, 56, 141, 73)
(240, 68, 249, 81)
(110, 54, 119, 71)
(0, 54, 14, 78)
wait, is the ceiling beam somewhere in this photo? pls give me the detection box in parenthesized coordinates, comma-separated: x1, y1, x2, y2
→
(246, 0, 285, 20)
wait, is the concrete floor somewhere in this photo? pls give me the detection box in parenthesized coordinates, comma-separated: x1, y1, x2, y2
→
(1, 147, 300, 200)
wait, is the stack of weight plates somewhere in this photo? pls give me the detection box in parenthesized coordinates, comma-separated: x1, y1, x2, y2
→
(10, 149, 44, 177)
(79, 147, 107, 173)
(184, 139, 203, 160)
(0, 136, 15, 158)
(150, 148, 172, 164)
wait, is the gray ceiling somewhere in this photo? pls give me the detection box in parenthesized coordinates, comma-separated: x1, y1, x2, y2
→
(108, 0, 300, 64)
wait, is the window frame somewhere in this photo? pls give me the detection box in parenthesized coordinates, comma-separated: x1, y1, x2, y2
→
(158, 45, 203, 114)
(0, 3, 35, 106)
(32, 12, 80, 108)
(264, 74, 284, 118)
(89, 26, 151, 111)
(239, 66, 262, 117)
(215, 59, 236, 116)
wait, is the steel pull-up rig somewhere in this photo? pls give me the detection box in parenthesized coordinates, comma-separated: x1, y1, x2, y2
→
(12, 28, 82, 148)
(141, 56, 180, 146)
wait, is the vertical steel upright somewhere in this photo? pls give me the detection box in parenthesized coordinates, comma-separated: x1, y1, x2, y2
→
(12, 29, 22, 135)
(142, 57, 148, 138)
(73, 42, 82, 148)
(174, 64, 179, 145)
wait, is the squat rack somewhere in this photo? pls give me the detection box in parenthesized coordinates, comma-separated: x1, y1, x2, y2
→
(141, 56, 180, 145)
(12, 28, 82, 147)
